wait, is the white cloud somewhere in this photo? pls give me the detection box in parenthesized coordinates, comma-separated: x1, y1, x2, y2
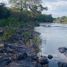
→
(0, 0, 8, 5)
(44, 0, 67, 10)
(0, 0, 8, 3)
(42, 0, 67, 17)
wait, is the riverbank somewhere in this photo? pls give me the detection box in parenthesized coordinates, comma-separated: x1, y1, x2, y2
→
(0, 43, 49, 67)
(0, 25, 49, 67)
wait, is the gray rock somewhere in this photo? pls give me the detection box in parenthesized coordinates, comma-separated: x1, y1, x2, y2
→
(38, 56, 49, 66)
(58, 47, 67, 53)
(48, 55, 53, 59)
(0, 56, 12, 66)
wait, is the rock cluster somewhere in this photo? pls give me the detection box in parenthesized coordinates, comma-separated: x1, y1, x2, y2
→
(0, 43, 49, 67)
(0, 28, 49, 67)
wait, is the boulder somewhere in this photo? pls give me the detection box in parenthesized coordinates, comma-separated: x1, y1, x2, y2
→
(48, 55, 53, 59)
(9, 34, 24, 42)
(39, 56, 49, 65)
(58, 47, 67, 53)
(31, 55, 38, 61)
(17, 52, 28, 60)
(0, 57, 12, 66)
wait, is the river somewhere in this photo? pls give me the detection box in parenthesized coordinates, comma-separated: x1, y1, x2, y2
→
(35, 23, 67, 67)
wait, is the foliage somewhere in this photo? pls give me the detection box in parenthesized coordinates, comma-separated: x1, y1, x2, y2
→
(2, 28, 16, 41)
(8, 0, 47, 14)
(0, 3, 10, 19)
(35, 14, 54, 22)
(10, 10, 53, 23)
(33, 34, 41, 53)
(0, 3, 53, 41)
(0, 17, 21, 27)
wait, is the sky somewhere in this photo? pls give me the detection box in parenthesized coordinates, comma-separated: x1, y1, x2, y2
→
(0, 0, 67, 17)
(42, 0, 67, 17)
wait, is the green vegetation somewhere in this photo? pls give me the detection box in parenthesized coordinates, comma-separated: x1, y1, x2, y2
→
(33, 34, 41, 53)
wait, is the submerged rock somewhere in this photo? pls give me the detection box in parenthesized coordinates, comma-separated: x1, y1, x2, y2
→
(48, 55, 53, 59)
(58, 47, 67, 57)
(58, 47, 67, 53)
(38, 56, 49, 66)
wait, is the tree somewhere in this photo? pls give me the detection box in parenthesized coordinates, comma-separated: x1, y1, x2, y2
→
(8, 0, 47, 13)
(8, 0, 47, 22)
(0, 3, 10, 19)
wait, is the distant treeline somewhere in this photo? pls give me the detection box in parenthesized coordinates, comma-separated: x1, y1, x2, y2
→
(54, 16, 67, 23)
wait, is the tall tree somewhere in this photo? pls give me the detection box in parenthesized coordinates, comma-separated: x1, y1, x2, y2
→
(8, 0, 47, 13)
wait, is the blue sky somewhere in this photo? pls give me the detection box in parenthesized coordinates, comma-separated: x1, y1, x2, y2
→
(0, 0, 67, 17)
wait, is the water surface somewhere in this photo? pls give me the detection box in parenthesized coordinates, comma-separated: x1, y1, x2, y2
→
(35, 23, 67, 62)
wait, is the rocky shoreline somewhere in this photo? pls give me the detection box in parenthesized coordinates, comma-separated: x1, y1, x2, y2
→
(0, 43, 49, 67)
(0, 28, 67, 67)
(0, 28, 49, 67)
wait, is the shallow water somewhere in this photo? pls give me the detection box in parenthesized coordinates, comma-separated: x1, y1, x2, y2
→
(35, 23, 67, 63)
